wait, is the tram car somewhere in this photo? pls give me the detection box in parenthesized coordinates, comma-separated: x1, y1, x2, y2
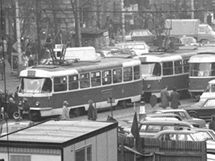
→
(18, 56, 142, 121)
(188, 47, 215, 99)
(135, 49, 197, 102)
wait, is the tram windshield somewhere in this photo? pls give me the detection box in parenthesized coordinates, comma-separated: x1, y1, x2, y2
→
(140, 63, 161, 76)
(20, 77, 52, 93)
(190, 63, 215, 76)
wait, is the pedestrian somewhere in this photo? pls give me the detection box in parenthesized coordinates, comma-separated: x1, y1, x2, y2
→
(169, 87, 180, 109)
(139, 101, 146, 121)
(160, 86, 170, 108)
(14, 86, 19, 105)
(87, 100, 97, 121)
(61, 100, 70, 120)
(209, 115, 215, 131)
(7, 97, 18, 119)
(22, 98, 30, 119)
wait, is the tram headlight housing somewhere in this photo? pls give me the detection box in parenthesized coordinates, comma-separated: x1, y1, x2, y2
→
(35, 101, 40, 107)
(147, 84, 151, 89)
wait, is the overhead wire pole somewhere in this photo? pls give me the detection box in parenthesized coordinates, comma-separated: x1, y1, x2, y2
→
(35, 0, 41, 64)
(74, 0, 81, 47)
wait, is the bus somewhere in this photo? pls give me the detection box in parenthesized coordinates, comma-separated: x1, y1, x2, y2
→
(135, 49, 197, 103)
(188, 48, 215, 99)
(18, 57, 142, 121)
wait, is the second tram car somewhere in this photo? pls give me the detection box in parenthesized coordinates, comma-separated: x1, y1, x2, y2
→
(18, 57, 142, 120)
(136, 50, 196, 102)
(189, 49, 215, 99)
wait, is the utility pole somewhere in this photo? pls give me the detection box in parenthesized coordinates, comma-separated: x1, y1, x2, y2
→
(121, 0, 125, 42)
(15, 0, 22, 74)
(191, 0, 194, 19)
(35, 0, 41, 64)
(74, 0, 81, 47)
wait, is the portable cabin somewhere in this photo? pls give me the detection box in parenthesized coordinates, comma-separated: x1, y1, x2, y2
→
(0, 120, 118, 161)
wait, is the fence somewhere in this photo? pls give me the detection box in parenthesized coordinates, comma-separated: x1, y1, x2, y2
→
(118, 133, 207, 161)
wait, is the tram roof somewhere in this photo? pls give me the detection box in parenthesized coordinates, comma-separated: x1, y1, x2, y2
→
(189, 54, 215, 63)
(137, 53, 182, 62)
(19, 57, 140, 77)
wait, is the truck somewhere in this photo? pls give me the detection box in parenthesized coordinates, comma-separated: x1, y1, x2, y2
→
(165, 19, 215, 43)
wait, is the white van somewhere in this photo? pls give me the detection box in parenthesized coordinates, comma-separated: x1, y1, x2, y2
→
(198, 24, 215, 43)
(200, 79, 215, 102)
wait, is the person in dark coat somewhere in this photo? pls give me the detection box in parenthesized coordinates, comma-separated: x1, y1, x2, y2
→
(209, 115, 215, 131)
(170, 87, 180, 109)
(160, 86, 169, 108)
(87, 100, 97, 121)
(7, 97, 18, 119)
(22, 98, 30, 119)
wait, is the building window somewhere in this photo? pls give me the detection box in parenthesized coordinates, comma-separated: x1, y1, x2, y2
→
(123, 67, 132, 81)
(69, 75, 79, 90)
(54, 76, 67, 92)
(91, 71, 101, 87)
(80, 73, 90, 88)
(113, 68, 122, 83)
(10, 155, 31, 161)
(163, 61, 173, 75)
(75, 146, 92, 161)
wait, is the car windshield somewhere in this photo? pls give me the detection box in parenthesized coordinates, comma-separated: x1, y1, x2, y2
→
(140, 63, 161, 76)
(20, 77, 52, 93)
(191, 131, 212, 141)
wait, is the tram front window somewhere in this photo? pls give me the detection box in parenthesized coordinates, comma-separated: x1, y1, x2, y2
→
(140, 63, 161, 76)
(20, 78, 52, 93)
(190, 63, 215, 76)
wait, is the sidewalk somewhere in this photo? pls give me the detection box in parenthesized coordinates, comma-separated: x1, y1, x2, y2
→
(0, 60, 19, 94)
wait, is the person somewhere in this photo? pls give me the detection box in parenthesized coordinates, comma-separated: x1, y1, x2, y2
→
(22, 98, 30, 119)
(209, 115, 215, 131)
(87, 100, 97, 121)
(160, 86, 169, 108)
(7, 97, 18, 119)
(169, 87, 180, 109)
(139, 101, 146, 121)
(14, 86, 19, 105)
(61, 100, 70, 120)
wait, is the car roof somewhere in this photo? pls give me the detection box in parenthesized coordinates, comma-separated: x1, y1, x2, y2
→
(154, 129, 197, 137)
(139, 120, 192, 126)
(147, 113, 183, 119)
(158, 109, 187, 113)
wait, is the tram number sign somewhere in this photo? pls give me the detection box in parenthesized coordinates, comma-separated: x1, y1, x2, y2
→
(107, 97, 115, 103)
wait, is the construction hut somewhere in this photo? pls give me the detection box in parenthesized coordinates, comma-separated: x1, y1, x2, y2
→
(0, 120, 118, 161)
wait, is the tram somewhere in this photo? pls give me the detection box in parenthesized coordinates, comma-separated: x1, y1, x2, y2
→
(188, 48, 215, 99)
(18, 56, 142, 121)
(135, 49, 197, 102)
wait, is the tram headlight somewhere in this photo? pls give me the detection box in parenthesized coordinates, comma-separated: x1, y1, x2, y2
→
(147, 84, 151, 89)
(35, 101, 40, 107)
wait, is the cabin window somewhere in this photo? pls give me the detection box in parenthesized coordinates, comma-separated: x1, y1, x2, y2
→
(42, 78, 52, 92)
(69, 75, 79, 90)
(10, 155, 31, 161)
(140, 63, 161, 76)
(134, 65, 140, 80)
(102, 70, 112, 85)
(80, 73, 90, 88)
(91, 71, 101, 87)
(75, 145, 92, 161)
(174, 60, 183, 74)
(123, 67, 133, 81)
(113, 68, 122, 83)
(54, 76, 67, 92)
(190, 63, 213, 76)
(163, 61, 173, 75)
(183, 59, 189, 73)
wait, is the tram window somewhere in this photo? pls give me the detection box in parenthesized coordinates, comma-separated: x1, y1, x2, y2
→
(42, 78, 52, 92)
(102, 70, 112, 85)
(123, 67, 133, 81)
(91, 71, 101, 87)
(174, 60, 182, 74)
(113, 68, 122, 83)
(54, 76, 67, 92)
(183, 59, 189, 73)
(211, 63, 215, 76)
(134, 65, 140, 80)
(69, 75, 79, 90)
(163, 62, 173, 75)
(153, 63, 161, 76)
(80, 73, 90, 88)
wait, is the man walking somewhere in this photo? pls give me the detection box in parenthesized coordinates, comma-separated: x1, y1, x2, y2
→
(170, 87, 180, 109)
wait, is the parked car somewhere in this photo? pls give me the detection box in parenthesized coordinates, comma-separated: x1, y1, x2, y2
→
(153, 109, 207, 128)
(138, 120, 193, 138)
(125, 29, 156, 45)
(186, 98, 215, 122)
